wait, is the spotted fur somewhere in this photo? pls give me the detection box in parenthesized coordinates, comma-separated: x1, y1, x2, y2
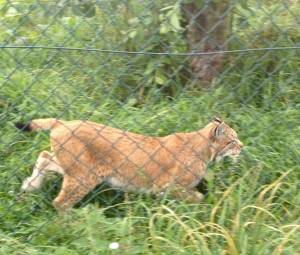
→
(16, 117, 243, 211)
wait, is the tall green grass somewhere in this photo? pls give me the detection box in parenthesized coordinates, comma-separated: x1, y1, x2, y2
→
(1, 92, 299, 254)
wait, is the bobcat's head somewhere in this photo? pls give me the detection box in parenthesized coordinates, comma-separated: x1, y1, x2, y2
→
(210, 118, 243, 162)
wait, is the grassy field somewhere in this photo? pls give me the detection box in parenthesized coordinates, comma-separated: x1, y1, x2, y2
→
(1, 0, 300, 254)
(1, 96, 300, 254)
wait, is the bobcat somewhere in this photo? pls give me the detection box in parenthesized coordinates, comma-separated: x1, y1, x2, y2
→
(15, 117, 243, 211)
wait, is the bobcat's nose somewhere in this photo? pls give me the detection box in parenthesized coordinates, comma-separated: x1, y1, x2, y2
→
(238, 141, 244, 148)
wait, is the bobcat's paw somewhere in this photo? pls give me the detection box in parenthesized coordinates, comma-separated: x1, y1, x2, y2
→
(21, 177, 40, 192)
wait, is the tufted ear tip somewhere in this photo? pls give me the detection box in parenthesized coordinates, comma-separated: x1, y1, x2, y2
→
(213, 117, 222, 123)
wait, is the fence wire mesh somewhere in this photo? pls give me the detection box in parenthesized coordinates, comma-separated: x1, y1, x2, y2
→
(0, 0, 300, 253)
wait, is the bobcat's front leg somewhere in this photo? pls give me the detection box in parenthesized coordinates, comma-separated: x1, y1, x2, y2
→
(168, 186, 204, 203)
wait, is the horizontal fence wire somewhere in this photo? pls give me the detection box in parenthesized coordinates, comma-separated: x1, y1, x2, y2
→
(1, 45, 300, 55)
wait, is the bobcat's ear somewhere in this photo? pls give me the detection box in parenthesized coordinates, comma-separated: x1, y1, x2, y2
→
(213, 117, 222, 123)
(214, 122, 226, 139)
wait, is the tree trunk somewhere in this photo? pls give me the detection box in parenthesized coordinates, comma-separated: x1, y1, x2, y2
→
(182, 1, 232, 87)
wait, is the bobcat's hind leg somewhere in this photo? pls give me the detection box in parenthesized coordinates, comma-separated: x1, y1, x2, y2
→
(21, 151, 63, 192)
(53, 173, 100, 212)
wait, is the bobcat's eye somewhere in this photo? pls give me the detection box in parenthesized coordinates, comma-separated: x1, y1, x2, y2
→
(227, 140, 236, 145)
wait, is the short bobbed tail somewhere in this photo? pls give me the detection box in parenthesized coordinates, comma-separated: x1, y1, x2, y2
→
(14, 118, 59, 132)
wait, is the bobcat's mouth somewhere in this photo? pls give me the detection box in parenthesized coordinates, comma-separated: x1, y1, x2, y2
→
(215, 148, 241, 162)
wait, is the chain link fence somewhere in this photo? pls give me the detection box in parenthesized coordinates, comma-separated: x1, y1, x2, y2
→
(1, 0, 300, 253)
